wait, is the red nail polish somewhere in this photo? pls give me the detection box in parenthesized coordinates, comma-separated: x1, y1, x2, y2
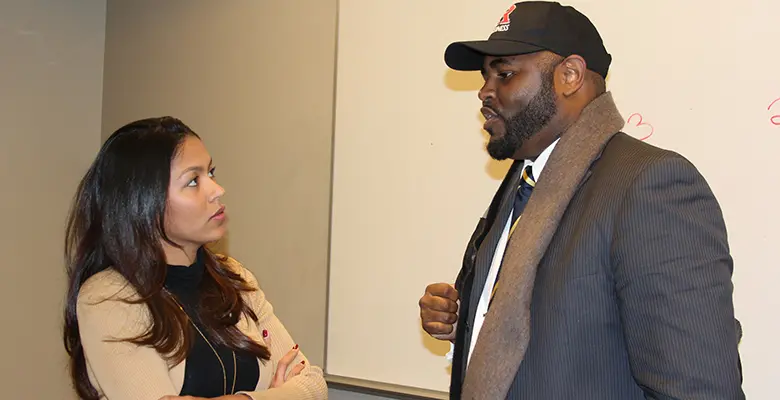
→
(301, 360, 305, 365)
(262, 330, 268, 338)
(293, 344, 299, 350)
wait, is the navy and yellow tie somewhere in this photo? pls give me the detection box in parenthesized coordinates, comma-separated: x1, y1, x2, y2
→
(489, 164, 536, 307)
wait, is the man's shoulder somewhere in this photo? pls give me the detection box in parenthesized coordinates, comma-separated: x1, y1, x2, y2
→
(597, 132, 699, 176)
(584, 132, 711, 199)
(603, 132, 679, 161)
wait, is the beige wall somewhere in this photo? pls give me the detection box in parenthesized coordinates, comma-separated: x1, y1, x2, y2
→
(3, 0, 772, 398)
(102, 0, 336, 370)
(1, 1, 421, 398)
(0, 0, 106, 397)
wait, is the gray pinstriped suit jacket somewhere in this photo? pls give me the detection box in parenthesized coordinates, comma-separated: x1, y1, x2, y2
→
(450, 92, 744, 399)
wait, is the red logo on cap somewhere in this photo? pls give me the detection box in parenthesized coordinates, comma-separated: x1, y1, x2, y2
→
(498, 4, 517, 26)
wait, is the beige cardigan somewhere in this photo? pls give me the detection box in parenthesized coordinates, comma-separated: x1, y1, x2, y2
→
(76, 257, 328, 399)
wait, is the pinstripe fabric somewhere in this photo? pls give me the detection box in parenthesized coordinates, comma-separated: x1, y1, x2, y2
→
(450, 161, 523, 399)
(470, 163, 523, 324)
(462, 92, 626, 399)
(502, 133, 743, 399)
(452, 92, 743, 399)
(459, 162, 523, 367)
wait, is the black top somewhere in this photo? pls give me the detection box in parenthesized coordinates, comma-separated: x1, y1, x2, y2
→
(164, 249, 260, 396)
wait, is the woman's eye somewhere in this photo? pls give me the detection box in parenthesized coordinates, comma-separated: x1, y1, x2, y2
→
(186, 167, 215, 187)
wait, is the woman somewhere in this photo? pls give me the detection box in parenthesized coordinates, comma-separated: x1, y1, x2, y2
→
(62, 116, 328, 399)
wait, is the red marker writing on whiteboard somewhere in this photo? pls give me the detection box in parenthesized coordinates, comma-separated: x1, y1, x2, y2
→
(767, 98, 780, 126)
(626, 113, 654, 141)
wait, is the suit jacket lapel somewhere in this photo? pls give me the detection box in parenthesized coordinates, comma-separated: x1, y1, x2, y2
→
(450, 160, 522, 397)
(461, 92, 626, 399)
(469, 160, 523, 315)
(455, 160, 523, 294)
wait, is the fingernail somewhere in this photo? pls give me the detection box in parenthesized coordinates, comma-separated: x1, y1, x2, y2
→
(293, 344, 299, 350)
(262, 329, 268, 338)
(301, 360, 305, 365)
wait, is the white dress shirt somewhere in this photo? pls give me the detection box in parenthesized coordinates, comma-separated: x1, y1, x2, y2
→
(446, 138, 559, 368)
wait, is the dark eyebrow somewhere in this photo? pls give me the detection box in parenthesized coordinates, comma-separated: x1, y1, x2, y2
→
(178, 158, 213, 179)
(481, 57, 512, 76)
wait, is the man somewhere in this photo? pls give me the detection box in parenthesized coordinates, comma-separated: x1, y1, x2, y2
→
(418, 2, 744, 399)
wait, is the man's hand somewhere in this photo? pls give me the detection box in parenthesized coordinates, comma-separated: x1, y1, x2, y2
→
(419, 283, 459, 341)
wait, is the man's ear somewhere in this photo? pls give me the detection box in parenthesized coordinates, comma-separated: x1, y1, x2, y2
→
(558, 55, 587, 97)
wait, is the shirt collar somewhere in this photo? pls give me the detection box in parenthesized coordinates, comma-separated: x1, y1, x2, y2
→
(523, 138, 560, 182)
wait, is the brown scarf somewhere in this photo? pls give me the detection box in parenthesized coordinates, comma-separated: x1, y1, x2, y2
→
(461, 92, 626, 399)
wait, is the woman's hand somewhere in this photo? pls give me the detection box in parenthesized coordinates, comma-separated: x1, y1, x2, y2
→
(158, 336, 307, 399)
(269, 345, 306, 388)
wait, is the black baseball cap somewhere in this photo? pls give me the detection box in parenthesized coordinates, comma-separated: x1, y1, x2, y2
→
(444, 1, 611, 78)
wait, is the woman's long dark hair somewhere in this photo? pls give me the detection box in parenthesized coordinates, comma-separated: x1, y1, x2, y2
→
(62, 116, 271, 400)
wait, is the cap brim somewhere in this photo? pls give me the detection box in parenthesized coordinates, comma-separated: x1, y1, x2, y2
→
(444, 40, 545, 71)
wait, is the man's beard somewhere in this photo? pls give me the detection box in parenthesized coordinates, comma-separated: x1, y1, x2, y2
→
(486, 73, 558, 160)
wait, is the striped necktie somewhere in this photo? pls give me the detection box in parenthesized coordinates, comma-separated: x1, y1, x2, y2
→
(489, 164, 536, 307)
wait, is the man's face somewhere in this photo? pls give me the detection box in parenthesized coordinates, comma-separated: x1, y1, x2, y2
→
(479, 53, 558, 160)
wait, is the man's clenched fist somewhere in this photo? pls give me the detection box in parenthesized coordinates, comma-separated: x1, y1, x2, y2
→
(419, 283, 460, 341)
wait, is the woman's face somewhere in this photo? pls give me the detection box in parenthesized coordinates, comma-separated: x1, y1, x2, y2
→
(163, 136, 227, 257)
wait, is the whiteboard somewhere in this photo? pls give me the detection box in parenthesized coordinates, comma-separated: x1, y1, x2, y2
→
(327, 1, 780, 398)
